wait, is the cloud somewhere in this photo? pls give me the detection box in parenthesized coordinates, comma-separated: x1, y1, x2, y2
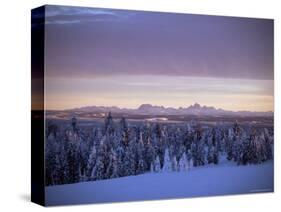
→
(44, 5, 135, 25)
(45, 6, 118, 17)
(45, 20, 81, 25)
(43, 5, 273, 81)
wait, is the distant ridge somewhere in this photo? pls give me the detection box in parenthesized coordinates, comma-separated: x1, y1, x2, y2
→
(67, 103, 273, 117)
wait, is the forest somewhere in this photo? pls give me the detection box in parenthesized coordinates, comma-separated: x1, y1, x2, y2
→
(46, 113, 274, 186)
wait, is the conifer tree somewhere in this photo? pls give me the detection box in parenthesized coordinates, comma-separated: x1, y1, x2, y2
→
(154, 156, 161, 172)
(172, 156, 178, 172)
(162, 148, 172, 172)
(179, 152, 188, 171)
(86, 145, 97, 180)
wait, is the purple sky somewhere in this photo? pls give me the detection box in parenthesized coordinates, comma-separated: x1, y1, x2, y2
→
(44, 5, 274, 111)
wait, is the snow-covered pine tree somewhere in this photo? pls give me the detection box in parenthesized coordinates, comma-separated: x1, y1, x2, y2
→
(71, 116, 77, 132)
(136, 132, 146, 174)
(150, 162, 154, 173)
(213, 145, 219, 164)
(178, 144, 186, 164)
(154, 155, 161, 172)
(191, 136, 205, 167)
(179, 152, 188, 171)
(258, 132, 269, 162)
(86, 145, 97, 180)
(104, 112, 115, 135)
(91, 155, 105, 180)
(90, 140, 107, 180)
(46, 121, 59, 138)
(153, 123, 166, 168)
(226, 128, 234, 161)
(123, 144, 136, 176)
(78, 135, 91, 179)
(246, 129, 259, 164)
(120, 117, 128, 132)
(120, 117, 129, 147)
(186, 149, 193, 170)
(144, 137, 156, 172)
(172, 155, 178, 172)
(45, 135, 57, 185)
(115, 144, 125, 177)
(162, 148, 172, 172)
(65, 141, 80, 183)
(263, 128, 273, 160)
(207, 145, 214, 164)
(106, 148, 118, 179)
(137, 158, 146, 175)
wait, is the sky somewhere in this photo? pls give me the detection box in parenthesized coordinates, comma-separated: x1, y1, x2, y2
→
(42, 5, 273, 111)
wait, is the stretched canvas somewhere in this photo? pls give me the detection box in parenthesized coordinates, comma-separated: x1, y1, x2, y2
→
(31, 5, 274, 206)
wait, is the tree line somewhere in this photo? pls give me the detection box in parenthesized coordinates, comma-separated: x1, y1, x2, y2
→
(45, 113, 273, 186)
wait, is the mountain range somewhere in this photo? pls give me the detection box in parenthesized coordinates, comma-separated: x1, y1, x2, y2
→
(68, 103, 273, 117)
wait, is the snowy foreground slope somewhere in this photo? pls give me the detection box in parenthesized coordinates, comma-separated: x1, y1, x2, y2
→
(45, 159, 273, 206)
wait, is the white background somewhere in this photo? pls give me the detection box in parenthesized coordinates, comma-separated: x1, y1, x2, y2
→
(0, 0, 280, 211)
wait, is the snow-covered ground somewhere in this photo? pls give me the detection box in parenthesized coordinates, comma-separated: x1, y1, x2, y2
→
(45, 158, 273, 206)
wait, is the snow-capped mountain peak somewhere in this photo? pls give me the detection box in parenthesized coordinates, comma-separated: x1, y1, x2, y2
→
(67, 103, 273, 117)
